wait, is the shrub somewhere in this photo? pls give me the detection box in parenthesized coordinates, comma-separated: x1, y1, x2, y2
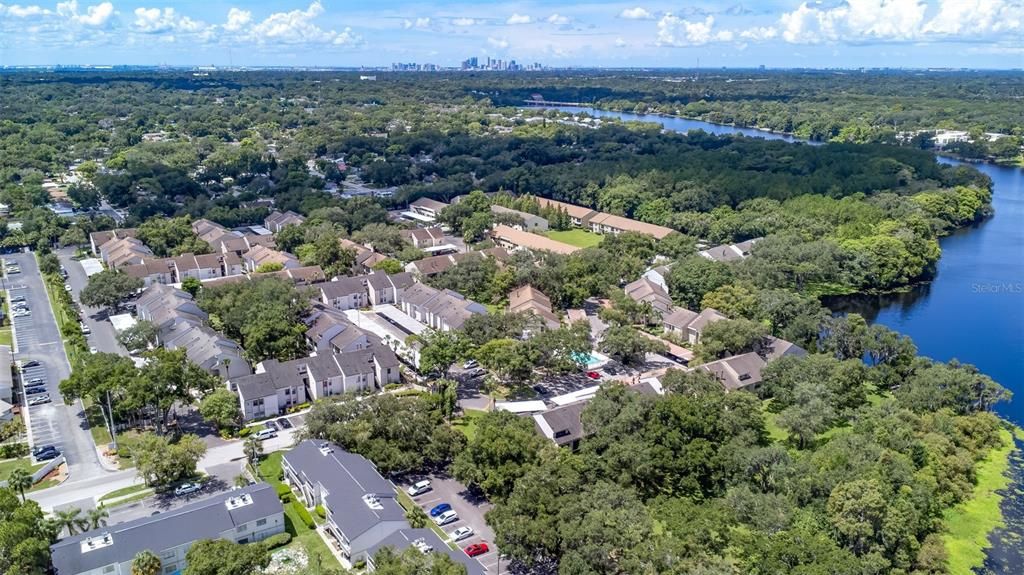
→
(274, 483, 291, 498)
(238, 426, 254, 437)
(280, 493, 291, 504)
(291, 501, 316, 529)
(0, 442, 29, 458)
(263, 532, 292, 549)
(353, 560, 366, 570)
(315, 505, 326, 519)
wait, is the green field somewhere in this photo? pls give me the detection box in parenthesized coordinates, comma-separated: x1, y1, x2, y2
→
(545, 229, 603, 248)
(942, 427, 1016, 574)
(452, 409, 487, 442)
(0, 457, 43, 480)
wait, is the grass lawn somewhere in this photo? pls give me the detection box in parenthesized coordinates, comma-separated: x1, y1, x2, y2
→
(0, 456, 44, 479)
(545, 229, 603, 248)
(452, 409, 487, 441)
(99, 483, 151, 502)
(760, 401, 789, 444)
(257, 452, 338, 567)
(0, 296, 12, 346)
(942, 427, 1016, 574)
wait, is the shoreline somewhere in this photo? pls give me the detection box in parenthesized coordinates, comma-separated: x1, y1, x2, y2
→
(542, 104, 1020, 167)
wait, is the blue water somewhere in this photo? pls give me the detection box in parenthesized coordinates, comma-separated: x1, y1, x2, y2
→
(548, 106, 1024, 426)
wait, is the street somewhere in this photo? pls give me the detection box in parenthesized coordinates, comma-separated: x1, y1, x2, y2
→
(3, 252, 106, 482)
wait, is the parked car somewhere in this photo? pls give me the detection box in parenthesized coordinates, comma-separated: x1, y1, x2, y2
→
(433, 510, 458, 526)
(10, 295, 26, 303)
(32, 444, 56, 457)
(429, 503, 452, 517)
(21, 360, 39, 368)
(13, 311, 30, 318)
(407, 479, 432, 496)
(25, 387, 48, 395)
(80, 323, 91, 335)
(64, 284, 72, 292)
(462, 360, 479, 369)
(254, 428, 277, 441)
(465, 543, 490, 557)
(25, 379, 46, 388)
(585, 371, 601, 380)
(450, 526, 474, 542)
(277, 418, 293, 429)
(89, 347, 98, 354)
(174, 482, 202, 496)
(263, 420, 279, 431)
(27, 395, 50, 406)
(35, 447, 61, 461)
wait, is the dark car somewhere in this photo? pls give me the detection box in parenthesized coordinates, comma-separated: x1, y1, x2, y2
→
(429, 503, 452, 517)
(465, 543, 490, 557)
(264, 420, 279, 431)
(21, 360, 40, 368)
(32, 444, 55, 456)
(35, 447, 60, 461)
(277, 418, 293, 429)
(25, 387, 48, 395)
(25, 379, 46, 388)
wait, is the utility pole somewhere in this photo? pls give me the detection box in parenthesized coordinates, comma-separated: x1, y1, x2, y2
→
(106, 389, 118, 451)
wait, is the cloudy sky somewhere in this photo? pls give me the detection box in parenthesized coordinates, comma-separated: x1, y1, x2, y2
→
(0, 0, 1020, 68)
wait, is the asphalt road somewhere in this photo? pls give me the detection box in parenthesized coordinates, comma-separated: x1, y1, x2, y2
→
(58, 247, 128, 356)
(2, 252, 106, 482)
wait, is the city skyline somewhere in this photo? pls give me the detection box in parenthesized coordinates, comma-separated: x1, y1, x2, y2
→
(0, 1, 1021, 69)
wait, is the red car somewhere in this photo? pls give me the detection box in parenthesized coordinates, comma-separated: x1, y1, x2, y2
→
(585, 371, 601, 380)
(465, 543, 490, 557)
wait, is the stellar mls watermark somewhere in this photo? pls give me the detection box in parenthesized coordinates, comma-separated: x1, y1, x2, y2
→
(971, 282, 1023, 294)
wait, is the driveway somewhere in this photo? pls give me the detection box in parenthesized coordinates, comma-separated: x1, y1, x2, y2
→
(3, 252, 106, 482)
(403, 474, 506, 574)
(58, 247, 128, 356)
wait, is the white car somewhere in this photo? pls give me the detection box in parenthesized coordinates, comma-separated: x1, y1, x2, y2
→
(254, 428, 277, 441)
(27, 395, 50, 406)
(462, 360, 478, 369)
(433, 510, 458, 526)
(80, 323, 91, 335)
(449, 526, 474, 542)
(174, 482, 202, 496)
(407, 479, 432, 496)
(89, 347, 98, 354)
(64, 284, 72, 292)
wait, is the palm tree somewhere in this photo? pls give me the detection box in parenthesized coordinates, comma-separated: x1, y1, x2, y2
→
(85, 505, 109, 530)
(7, 467, 33, 503)
(54, 507, 88, 536)
(243, 435, 263, 470)
(233, 474, 250, 488)
(131, 550, 163, 575)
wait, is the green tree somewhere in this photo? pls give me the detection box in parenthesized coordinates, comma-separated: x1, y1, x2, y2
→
(200, 389, 242, 431)
(38, 252, 60, 276)
(414, 330, 472, 380)
(452, 410, 549, 501)
(6, 468, 32, 503)
(59, 352, 139, 449)
(182, 539, 269, 575)
(372, 258, 404, 274)
(132, 433, 207, 487)
(599, 325, 666, 366)
(695, 318, 770, 362)
(131, 550, 163, 575)
(116, 320, 159, 354)
(128, 348, 216, 434)
(254, 262, 284, 273)
(80, 269, 143, 311)
(827, 479, 887, 556)
(474, 338, 536, 386)
(243, 435, 263, 469)
(668, 256, 734, 309)
(0, 488, 54, 575)
(181, 276, 202, 297)
(371, 546, 468, 575)
(137, 217, 209, 257)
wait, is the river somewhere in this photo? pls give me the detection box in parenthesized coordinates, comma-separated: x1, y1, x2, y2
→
(548, 105, 1024, 426)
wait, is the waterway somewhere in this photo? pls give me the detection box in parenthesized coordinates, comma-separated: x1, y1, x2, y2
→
(548, 106, 1024, 426)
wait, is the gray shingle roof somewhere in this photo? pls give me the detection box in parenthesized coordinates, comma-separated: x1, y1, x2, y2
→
(320, 276, 368, 299)
(50, 483, 281, 575)
(367, 529, 486, 575)
(283, 441, 406, 542)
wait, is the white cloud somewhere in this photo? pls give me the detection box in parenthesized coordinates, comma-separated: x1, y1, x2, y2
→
(619, 7, 653, 20)
(487, 36, 509, 49)
(402, 17, 431, 29)
(923, 0, 1021, 36)
(657, 14, 733, 46)
(506, 13, 531, 25)
(547, 13, 569, 26)
(2, 4, 50, 17)
(614, 37, 627, 47)
(56, 1, 114, 27)
(451, 17, 478, 26)
(133, 7, 206, 34)
(740, 26, 777, 41)
(247, 1, 361, 45)
(224, 7, 251, 32)
(778, 0, 928, 44)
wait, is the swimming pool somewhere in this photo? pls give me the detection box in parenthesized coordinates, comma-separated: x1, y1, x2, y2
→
(572, 351, 610, 369)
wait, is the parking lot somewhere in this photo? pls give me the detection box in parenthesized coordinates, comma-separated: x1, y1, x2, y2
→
(403, 475, 505, 574)
(3, 253, 105, 480)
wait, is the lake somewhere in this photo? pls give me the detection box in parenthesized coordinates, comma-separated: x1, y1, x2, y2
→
(548, 106, 1024, 426)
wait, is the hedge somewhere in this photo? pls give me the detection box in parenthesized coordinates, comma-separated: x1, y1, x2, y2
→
(274, 483, 291, 498)
(264, 532, 292, 549)
(0, 442, 29, 458)
(315, 505, 326, 519)
(238, 426, 254, 437)
(291, 501, 316, 529)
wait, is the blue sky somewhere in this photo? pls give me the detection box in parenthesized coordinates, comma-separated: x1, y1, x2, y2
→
(1, 1, 1021, 68)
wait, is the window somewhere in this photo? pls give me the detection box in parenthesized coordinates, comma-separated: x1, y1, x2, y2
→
(165, 566, 176, 574)
(237, 524, 248, 532)
(103, 566, 116, 574)
(256, 518, 267, 526)
(160, 550, 175, 560)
